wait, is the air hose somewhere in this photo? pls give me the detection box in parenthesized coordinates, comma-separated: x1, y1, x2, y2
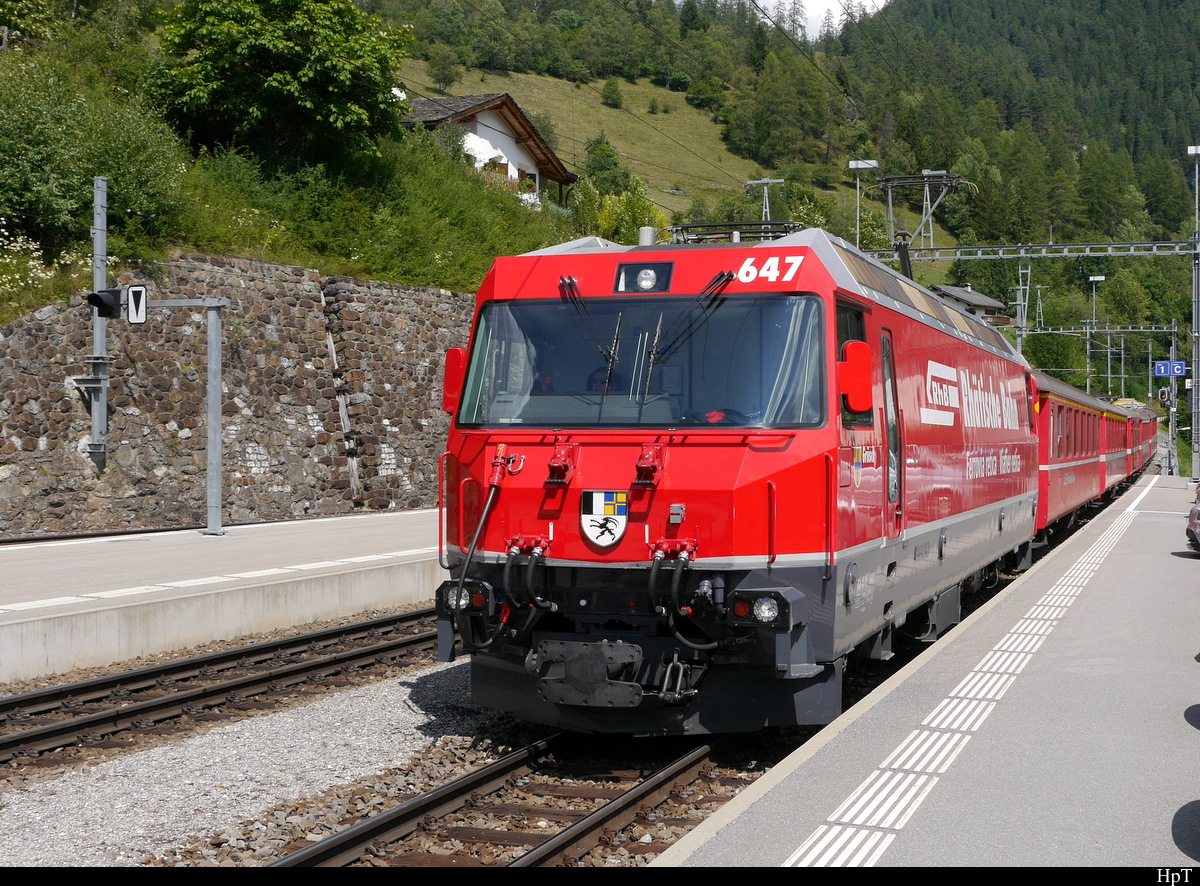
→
(455, 446, 512, 651)
(668, 555, 719, 651)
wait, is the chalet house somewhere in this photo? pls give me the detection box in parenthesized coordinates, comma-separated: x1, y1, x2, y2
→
(401, 93, 576, 205)
(933, 283, 1012, 326)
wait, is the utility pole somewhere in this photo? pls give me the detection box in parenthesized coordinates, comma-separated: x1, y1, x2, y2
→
(1189, 145, 1200, 482)
(1106, 329, 1112, 396)
(1121, 335, 1126, 398)
(1087, 275, 1105, 395)
(848, 160, 878, 249)
(1170, 322, 1179, 475)
(82, 177, 113, 472)
(148, 296, 231, 535)
(747, 178, 784, 221)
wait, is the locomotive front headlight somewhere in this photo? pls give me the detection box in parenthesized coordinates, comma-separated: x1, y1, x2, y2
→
(752, 597, 780, 623)
(636, 268, 658, 291)
(445, 585, 472, 611)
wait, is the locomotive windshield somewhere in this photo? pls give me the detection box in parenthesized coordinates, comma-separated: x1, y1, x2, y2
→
(456, 294, 825, 429)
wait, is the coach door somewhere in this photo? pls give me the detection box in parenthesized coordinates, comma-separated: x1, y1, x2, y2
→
(881, 331, 903, 538)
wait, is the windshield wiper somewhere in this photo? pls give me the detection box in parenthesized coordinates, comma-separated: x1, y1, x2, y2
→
(560, 276, 623, 395)
(641, 312, 664, 404)
(599, 312, 622, 402)
(652, 270, 735, 361)
(559, 276, 609, 358)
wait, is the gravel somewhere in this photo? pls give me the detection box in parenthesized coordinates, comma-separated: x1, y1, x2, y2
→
(0, 660, 482, 867)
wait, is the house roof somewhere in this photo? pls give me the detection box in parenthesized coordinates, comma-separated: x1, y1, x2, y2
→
(402, 93, 577, 185)
(933, 284, 1007, 311)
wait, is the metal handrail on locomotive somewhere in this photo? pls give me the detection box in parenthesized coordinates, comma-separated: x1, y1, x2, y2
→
(433, 223, 1157, 735)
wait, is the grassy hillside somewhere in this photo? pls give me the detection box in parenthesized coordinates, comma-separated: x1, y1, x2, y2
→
(400, 60, 759, 219)
(406, 62, 943, 220)
(398, 59, 956, 289)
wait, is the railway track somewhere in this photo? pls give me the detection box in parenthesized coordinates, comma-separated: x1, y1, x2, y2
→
(270, 733, 741, 867)
(0, 607, 437, 765)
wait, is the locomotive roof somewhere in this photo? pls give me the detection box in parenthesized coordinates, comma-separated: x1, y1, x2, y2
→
(521, 227, 1026, 368)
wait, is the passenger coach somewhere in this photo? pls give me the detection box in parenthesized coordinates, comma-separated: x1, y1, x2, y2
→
(1032, 374, 1157, 538)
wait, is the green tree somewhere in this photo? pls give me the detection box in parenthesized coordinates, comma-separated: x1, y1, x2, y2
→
(412, 0, 472, 54)
(1137, 152, 1192, 237)
(469, 0, 515, 71)
(601, 77, 623, 109)
(993, 121, 1051, 243)
(582, 133, 632, 196)
(1077, 142, 1141, 238)
(678, 0, 706, 38)
(571, 178, 602, 236)
(1100, 268, 1151, 326)
(597, 177, 666, 244)
(0, 0, 66, 42)
(155, 0, 412, 169)
(0, 52, 187, 256)
(427, 42, 464, 92)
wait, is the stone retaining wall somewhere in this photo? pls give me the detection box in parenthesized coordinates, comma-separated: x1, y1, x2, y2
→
(0, 254, 474, 537)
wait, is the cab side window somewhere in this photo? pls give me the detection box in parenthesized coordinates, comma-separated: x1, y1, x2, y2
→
(837, 303, 873, 428)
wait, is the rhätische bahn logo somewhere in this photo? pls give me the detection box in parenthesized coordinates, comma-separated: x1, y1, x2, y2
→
(581, 491, 628, 546)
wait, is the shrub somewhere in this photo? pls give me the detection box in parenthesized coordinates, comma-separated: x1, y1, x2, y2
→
(0, 52, 188, 259)
(601, 77, 623, 109)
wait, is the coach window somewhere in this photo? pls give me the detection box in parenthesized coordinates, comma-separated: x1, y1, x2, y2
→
(837, 303, 872, 428)
(1056, 404, 1064, 459)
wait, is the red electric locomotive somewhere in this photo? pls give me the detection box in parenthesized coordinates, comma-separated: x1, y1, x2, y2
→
(434, 224, 1043, 735)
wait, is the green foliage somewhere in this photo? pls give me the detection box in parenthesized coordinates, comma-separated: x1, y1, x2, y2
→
(0, 51, 188, 257)
(596, 178, 667, 244)
(174, 150, 295, 260)
(0, 219, 92, 323)
(170, 131, 573, 290)
(601, 77, 624, 109)
(685, 78, 724, 112)
(469, 0, 514, 71)
(571, 179, 602, 237)
(154, 0, 413, 170)
(0, 0, 68, 42)
(718, 51, 826, 168)
(582, 134, 633, 197)
(426, 43, 464, 92)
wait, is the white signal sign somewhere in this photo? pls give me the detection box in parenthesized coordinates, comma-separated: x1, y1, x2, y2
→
(126, 285, 148, 325)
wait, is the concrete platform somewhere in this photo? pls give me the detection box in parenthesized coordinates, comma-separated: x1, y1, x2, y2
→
(0, 510, 441, 683)
(655, 474, 1200, 867)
